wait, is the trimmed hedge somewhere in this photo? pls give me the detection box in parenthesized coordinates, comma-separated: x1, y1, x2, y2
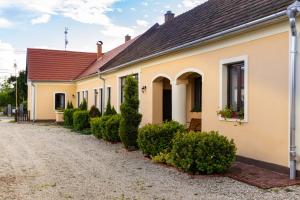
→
(73, 110, 90, 131)
(63, 108, 78, 127)
(90, 117, 102, 138)
(103, 114, 121, 142)
(89, 105, 101, 118)
(171, 131, 236, 174)
(137, 121, 185, 157)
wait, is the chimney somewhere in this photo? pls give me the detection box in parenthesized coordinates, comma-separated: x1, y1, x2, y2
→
(165, 11, 175, 23)
(125, 35, 131, 42)
(97, 41, 103, 59)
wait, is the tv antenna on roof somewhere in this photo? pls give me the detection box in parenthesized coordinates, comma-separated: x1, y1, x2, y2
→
(64, 27, 69, 51)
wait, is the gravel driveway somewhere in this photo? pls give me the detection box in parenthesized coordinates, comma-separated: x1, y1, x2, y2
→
(0, 122, 300, 200)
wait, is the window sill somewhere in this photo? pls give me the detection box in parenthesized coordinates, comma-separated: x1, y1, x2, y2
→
(218, 116, 248, 123)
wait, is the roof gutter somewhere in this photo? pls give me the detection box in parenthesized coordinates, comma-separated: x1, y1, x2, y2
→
(100, 10, 287, 75)
(287, 0, 300, 180)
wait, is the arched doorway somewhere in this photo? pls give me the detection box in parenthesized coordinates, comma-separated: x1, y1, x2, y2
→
(152, 76, 172, 124)
(174, 69, 203, 126)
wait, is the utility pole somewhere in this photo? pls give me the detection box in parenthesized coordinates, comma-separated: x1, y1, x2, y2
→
(14, 62, 17, 110)
(64, 27, 69, 51)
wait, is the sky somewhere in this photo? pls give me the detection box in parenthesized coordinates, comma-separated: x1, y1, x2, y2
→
(0, 0, 207, 81)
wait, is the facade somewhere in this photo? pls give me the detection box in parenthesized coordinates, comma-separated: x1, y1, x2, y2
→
(27, 0, 300, 175)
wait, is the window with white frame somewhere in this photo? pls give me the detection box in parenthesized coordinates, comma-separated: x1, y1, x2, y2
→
(55, 93, 65, 110)
(77, 92, 80, 107)
(99, 88, 103, 113)
(94, 89, 98, 108)
(220, 57, 247, 120)
(120, 74, 138, 104)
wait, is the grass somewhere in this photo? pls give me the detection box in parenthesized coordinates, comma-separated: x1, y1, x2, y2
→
(63, 124, 92, 135)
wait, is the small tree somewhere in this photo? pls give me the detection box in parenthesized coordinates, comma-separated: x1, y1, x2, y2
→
(104, 102, 117, 116)
(67, 101, 74, 109)
(79, 99, 87, 110)
(89, 105, 101, 118)
(119, 76, 142, 150)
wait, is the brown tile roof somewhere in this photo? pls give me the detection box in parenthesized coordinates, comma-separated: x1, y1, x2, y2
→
(100, 0, 293, 72)
(27, 48, 97, 81)
(76, 37, 138, 79)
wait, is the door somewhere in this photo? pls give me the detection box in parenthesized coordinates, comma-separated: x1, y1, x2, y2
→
(163, 89, 172, 121)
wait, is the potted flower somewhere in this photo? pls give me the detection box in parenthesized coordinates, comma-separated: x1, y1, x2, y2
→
(217, 106, 244, 121)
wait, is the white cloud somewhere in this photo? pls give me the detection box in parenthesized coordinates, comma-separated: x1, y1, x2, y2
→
(31, 14, 51, 25)
(0, 17, 13, 28)
(182, 0, 208, 7)
(130, 7, 136, 11)
(0, 0, 133, 39)
(136, 19, 149, 27)
(0, 41, 26, 82)
(141, 2, 148, 6)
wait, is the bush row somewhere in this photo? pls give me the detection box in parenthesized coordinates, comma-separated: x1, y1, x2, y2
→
(137, 121, 185, 157)
(138, 122, 237, 174)
(90, 114, 121, 142)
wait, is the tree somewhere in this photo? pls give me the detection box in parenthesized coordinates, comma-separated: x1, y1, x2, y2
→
(119, 76, 142, 150)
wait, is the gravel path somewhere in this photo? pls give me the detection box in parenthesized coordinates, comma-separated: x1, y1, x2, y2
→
(0, 122, 300, 200)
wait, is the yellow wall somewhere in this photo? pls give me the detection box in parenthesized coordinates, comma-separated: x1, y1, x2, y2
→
(28, 21, 292, 168)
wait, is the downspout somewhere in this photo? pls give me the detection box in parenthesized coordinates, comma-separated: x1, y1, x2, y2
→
(287, 0, 300, 180)
(98, 69, 106, 113)
(31, 82, 36, 123)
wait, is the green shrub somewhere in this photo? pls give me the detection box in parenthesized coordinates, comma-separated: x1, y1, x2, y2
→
(90, 117, 102, 138)
(119, 76, 142, 149)
(171, 131, 236, 174)
(104, 103, 117, 116)
(63, 108, 78, 127)
(79, 99, 87, 110)
(137, 121, 185, 157)
(73, 110, 90, 131)
(103, 114, 121, 142)
(89, 105, 101, 118)
(67, 101, 74, 109)
(152, 152, 173, 165)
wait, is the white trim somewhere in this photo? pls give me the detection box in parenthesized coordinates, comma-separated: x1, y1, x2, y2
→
(175, 68, 205, 83)
(151, 73, 173, 83)
(53, 92, 66, 111)
(219, 55, 249, 123)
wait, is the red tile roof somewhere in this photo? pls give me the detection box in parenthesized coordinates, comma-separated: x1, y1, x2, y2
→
(76, 37, 138, 79)
(27, 37, 138, 81)
(27, 48, 97, 81)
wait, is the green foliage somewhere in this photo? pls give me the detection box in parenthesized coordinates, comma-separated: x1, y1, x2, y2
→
(119, 76, 142, 149)
(89, 105, 101, 118)
(103, 114, 121, 142)
(104, 102, 117, 116)
(66, 101, 74, 109)
(217, 106, 233, 119)
(152, 152, 173, 165)
(90, 117, 102, 138)
(63, 108, 78, 127)
(73, 110, 90, 131)
(79, 99, 88, 110)
(137, 121, 185, 157)
(0, 70, 27, 108)
(171, 131, 236, 174)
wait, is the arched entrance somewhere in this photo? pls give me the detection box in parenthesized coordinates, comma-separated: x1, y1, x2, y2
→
(152, 76, 172, 124)
(174, 69, 203, 126)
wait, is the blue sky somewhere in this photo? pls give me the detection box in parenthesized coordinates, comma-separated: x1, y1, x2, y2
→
(0, 0, 207, 80)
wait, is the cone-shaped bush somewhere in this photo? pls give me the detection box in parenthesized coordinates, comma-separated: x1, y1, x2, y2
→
(119, 76, 142, 150)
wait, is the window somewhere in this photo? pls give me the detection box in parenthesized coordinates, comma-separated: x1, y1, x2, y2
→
(193, 76, 202, 112)
(227, 62, 244, 112)
(77, 92, 80, 107)
(107, 87, 111, 105)
(94, 89, 98, 107)
(120, 74, 138, 103)
(55, 93, 65, 110)
(99, 88, 103, 113)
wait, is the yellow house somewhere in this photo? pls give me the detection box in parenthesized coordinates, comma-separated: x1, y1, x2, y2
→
(27, 0, 300, 178)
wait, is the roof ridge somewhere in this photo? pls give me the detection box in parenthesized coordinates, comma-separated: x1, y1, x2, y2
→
(100, 23, 160, 72)
(27, 48, 96, 54)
